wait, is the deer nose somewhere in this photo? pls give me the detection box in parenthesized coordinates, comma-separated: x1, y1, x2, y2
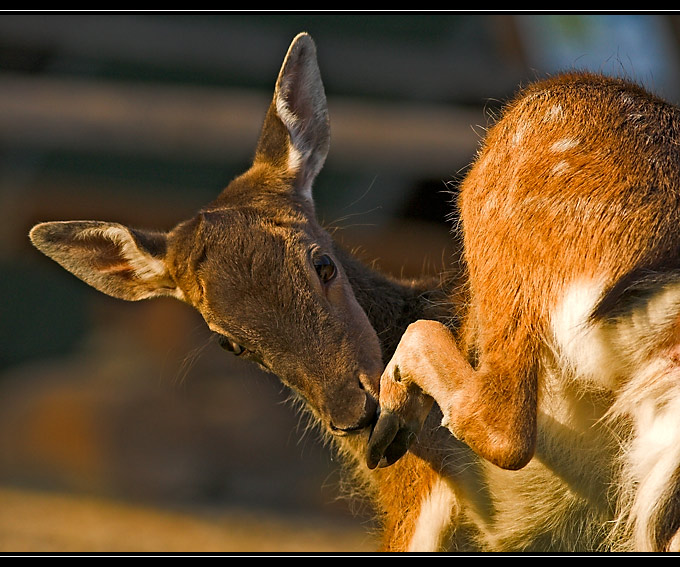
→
(330, 393, 378, 433)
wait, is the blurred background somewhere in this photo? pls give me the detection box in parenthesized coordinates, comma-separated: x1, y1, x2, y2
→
(2, 13, 680, 553)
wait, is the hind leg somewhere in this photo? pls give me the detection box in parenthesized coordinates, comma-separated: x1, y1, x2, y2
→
(367, 319, 537, 471)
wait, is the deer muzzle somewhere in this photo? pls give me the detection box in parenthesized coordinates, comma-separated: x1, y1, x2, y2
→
(328, 390, 378, 434)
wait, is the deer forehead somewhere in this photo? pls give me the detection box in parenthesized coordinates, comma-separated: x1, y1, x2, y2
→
(205, 222, 314, 284)
(166, 210, 320, 304)
(202, 214, 338, 295)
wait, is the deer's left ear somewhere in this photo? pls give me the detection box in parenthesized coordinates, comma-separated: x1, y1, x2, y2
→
(254, 32, 330, 205)
(29, 221, 182, 301)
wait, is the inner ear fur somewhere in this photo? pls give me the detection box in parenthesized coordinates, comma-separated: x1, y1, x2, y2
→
(253, 32, 330, 203)
(29, 220, 180, 301)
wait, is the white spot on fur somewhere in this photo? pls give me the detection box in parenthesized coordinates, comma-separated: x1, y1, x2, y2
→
(547, 104, 564, 121)
(550, 138, 579, 153)
(480, 194, 499, 216)
(512, 121, 528, 146)
(551, 160, 570, 176)
(407, 477, 457, 552)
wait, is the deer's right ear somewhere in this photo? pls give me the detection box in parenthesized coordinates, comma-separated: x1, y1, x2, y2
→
(29, 221, 182, 302)
(253, 32, 330, 206)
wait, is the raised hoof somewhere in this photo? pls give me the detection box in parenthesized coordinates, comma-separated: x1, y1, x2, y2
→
(366, 410, 418, 469)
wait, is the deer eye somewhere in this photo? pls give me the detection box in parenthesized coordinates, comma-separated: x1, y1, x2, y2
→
(215, 334, 245, 356)
(313, 253, 336, 284)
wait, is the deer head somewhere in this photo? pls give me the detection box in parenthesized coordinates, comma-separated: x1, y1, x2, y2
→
(29, 33, 383, 438)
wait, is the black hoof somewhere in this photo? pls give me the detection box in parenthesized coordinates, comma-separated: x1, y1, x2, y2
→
(366, 410, 417, 469)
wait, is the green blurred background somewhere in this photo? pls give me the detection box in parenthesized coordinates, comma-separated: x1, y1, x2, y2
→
(2, 13, 680, 552)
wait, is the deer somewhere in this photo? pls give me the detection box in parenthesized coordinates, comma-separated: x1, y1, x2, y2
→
(29, 32, 680, 552)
